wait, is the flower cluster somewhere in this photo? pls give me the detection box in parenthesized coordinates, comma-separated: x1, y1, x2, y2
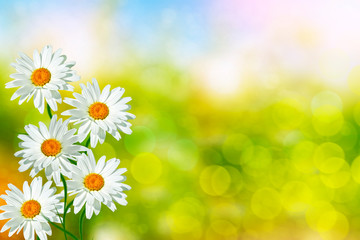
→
(0, 46, 134, 240)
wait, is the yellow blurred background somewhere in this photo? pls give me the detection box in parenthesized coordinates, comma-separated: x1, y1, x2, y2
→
(2, 0, 360, 239)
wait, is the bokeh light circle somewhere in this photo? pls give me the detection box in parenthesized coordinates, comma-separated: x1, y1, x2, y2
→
(311, 91, 342, 114)
(272, 98, 305, 129)
(319, 212, 349, 240)
(168, 139, 198, 171)
(281, 181, 312, 214)
(199, 165, 231, 196)
(306, 201, 335, 231)
(307, 201, 349, 239)
(291, 141, 317, 173)
(251, 188, 282, 220)
(269, 159, 293, 188)
(222, 133, 252, 165)
(314, 142, 345, 174)
(312, 105, 344, 136)
(131, 153, 162, 184)
(320, 163, 351, 189)
(211, 219, 238, 238)
(166, 197, 205, 240)
(241, 146, 272, 176)
(222, 166, 243, 196)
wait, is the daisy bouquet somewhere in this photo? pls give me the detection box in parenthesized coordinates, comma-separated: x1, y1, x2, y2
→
(0, 46, 135, 240)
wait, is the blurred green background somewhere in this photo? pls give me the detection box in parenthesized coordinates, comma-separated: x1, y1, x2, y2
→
(3, 0, 360, 239)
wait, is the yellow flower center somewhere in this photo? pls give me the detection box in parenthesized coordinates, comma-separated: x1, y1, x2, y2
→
(31, 68, 51, 86)
(84, 173, 105, 191)
(41, 139, 62, 157)
(21, 200, 41, 219)
(88, 102, 109, 120)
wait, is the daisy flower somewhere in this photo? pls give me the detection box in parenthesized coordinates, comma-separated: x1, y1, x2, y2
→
(0, 177, 63, 240)
(15, 115, 87, 185)
(62, 78, 135, 148)
(67, 150, 130, 219)
(6, 45, 80, 113)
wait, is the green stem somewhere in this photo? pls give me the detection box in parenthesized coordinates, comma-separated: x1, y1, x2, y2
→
(79, 208, 86, 240)
(36, 236, 40, 240)
(46, 104, 53, 119)
(60, 174, 68, 240)
(47, 221, 79, 240)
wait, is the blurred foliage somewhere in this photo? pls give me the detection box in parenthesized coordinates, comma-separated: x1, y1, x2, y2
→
(2, 1, 360, 239)
(2, 57, 360, 240)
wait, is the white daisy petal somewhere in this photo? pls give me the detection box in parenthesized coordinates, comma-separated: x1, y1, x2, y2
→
(11, 85, 34, 101)
(99, 85, 111, 102)
(24, 222, 33, 240)
(85, 203, 94, 219)
(62, 78, 135, 148)
(7, 46, 80, 113)
(0, 177, 60, 240)
(41, 45, 52, 68)
(16, 115, 87, 182)
(91, 78, 101, 98)
(67, 149, 130, 219)
(23, 181, 31, 199)
(19, 52, 35, 69)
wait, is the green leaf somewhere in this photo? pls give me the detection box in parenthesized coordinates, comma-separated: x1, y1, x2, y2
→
(85, 137, 90, 148)
(69, 159, 77, 165)
(46, 104, 53, 119)
(65, 199, 74, 215)
(16, 132, 27, 135)
(55, 206, 64, 225)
